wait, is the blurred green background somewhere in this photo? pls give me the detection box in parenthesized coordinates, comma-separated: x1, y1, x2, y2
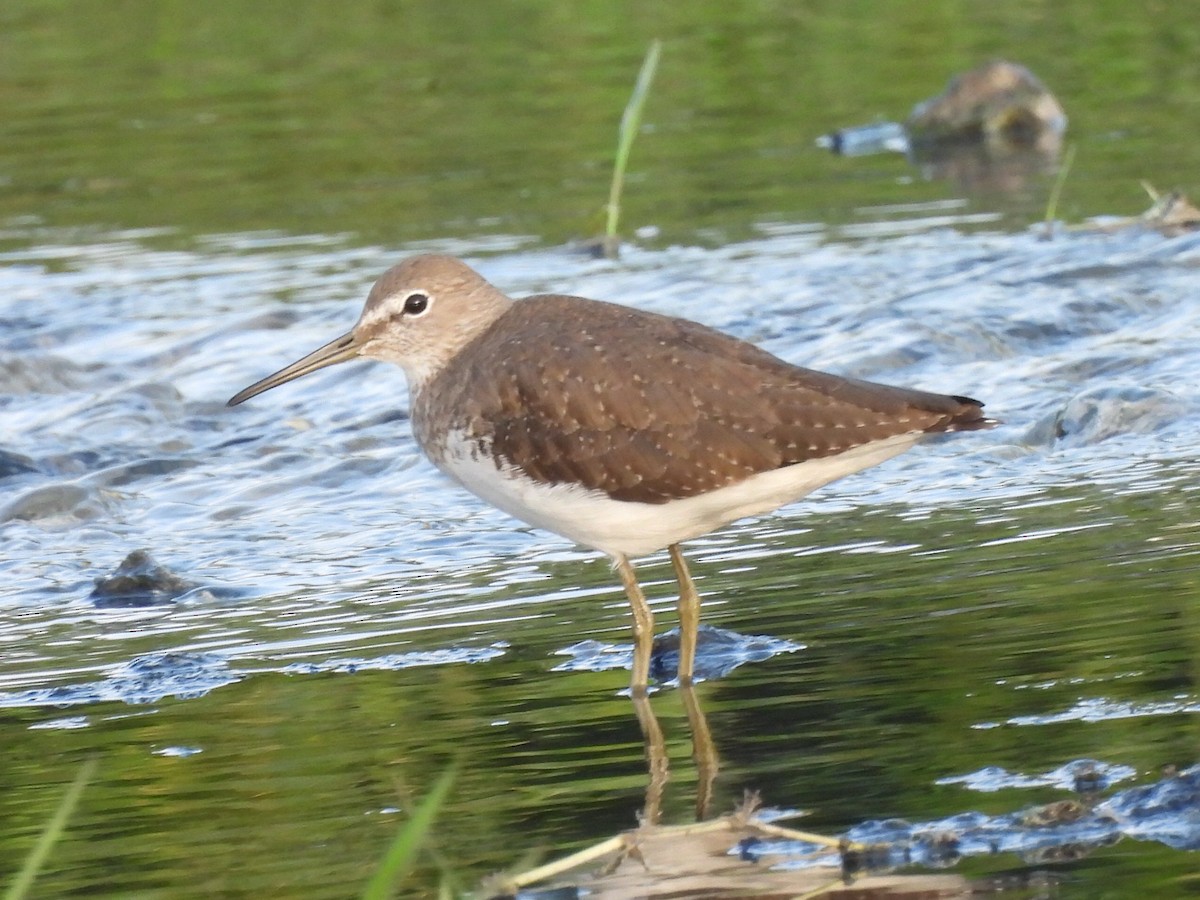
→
(2, 0, 1197, 249)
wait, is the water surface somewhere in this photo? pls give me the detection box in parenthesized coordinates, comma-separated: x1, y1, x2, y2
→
(3, 3, 1200, 897)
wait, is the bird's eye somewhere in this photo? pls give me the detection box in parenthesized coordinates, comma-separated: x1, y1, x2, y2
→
(403, 292, 431, 316)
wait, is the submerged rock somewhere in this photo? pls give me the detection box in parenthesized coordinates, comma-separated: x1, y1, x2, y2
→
(0, 482, 101, 525)
(649, 623, 803, 682)
(552, 624, 803, 683)
(1026, 385, 1189, 447)
(89, 550, 198, 606)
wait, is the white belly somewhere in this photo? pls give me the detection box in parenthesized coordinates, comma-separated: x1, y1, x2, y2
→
(433, 431, 922, 558)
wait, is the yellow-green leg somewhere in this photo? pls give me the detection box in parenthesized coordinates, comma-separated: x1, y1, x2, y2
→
(615, 554, 654, 692)
(668, 543, 700, 685)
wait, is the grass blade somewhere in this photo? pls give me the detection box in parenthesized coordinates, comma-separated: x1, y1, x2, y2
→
(5, 757, 98, 900)
(1042, 142, 1076, 232)
(604, 39, 662, 250)
(361, 765, 457, 900)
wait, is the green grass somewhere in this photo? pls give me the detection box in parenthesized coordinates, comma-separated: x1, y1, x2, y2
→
(4, 759, 456, 899)
(361, 764, 457, 900)
(603, 39, 662, 256)
(5, 758, 98, 900)
(1043, 142, 1077, 230)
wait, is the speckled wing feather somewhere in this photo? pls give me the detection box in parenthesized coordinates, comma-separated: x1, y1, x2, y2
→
(417, 295, 991, 504)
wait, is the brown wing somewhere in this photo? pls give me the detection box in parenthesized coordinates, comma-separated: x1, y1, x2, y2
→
(423, 295, 991, 504)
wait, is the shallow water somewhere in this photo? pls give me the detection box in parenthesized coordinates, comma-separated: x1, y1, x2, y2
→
(5, 224, 1200, 896)
(4, 3, 1200, 898)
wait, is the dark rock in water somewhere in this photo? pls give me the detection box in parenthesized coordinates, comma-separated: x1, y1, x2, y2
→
(572, 234, 623, 260)
(906, 60, 1066, 152)
(90, 550, 197, 606)
(820, 60, 1066, 155)
(649, 623, 803, 683)
(906, 61, 1067, 193)
(819, 60, 1066, 193)
(552, 624, 802, 682)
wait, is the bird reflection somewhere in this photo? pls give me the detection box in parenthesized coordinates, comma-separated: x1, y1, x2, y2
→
(630, 682, 718, 824)
(554, 622, 802, 823)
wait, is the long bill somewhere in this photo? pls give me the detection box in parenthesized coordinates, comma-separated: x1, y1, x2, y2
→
(227, 331, 360, 406)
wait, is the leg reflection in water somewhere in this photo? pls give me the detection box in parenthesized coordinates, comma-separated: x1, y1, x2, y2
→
(630, 682, 719, 825)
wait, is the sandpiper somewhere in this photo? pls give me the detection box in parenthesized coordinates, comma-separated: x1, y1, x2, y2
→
(229, 255, 994, 690)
